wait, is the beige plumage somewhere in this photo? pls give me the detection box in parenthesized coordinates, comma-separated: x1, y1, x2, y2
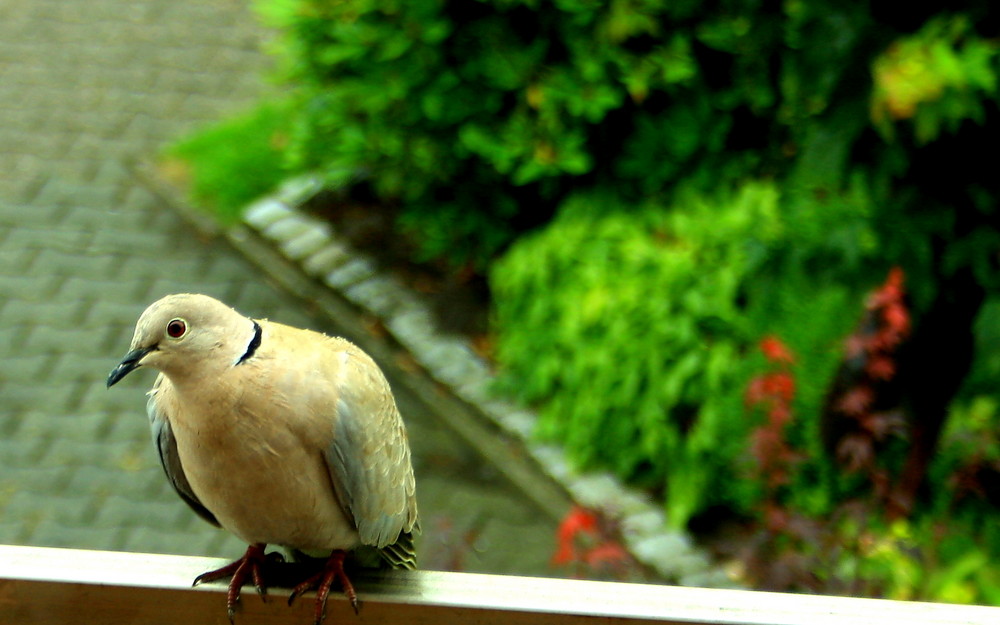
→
(107, 293, 419, 623)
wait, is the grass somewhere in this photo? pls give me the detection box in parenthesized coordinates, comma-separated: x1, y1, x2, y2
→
(162, 99, 294, 224)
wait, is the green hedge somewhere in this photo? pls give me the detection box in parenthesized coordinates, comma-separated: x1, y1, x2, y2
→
(491, 182, 869, 526)
(166, 100, 292, 222)
(240, 0, 1000, 599)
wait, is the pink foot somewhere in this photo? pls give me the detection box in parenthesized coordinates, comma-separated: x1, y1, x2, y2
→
(193, 543, 276, 623)
(288, 550, 358, 624)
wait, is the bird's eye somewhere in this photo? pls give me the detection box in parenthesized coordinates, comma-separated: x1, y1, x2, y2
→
(166, 318, 188, 339)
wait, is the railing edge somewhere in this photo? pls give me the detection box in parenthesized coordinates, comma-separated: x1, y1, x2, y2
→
(2, 545, 1000, 625)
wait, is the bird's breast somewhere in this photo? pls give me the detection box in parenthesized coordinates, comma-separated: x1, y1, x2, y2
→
(168, 394, 359, 551)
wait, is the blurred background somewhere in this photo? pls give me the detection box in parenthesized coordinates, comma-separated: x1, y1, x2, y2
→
(2, 0, 1000, 605)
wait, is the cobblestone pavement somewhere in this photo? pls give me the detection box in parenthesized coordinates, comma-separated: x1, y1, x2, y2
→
(0, 0, 555, 576)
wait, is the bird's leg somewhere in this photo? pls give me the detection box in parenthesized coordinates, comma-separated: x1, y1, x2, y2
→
(192, 542, 273, 622)
(288, 550, 358, 624)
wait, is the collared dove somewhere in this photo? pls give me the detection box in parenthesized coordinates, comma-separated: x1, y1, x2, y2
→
(107, 293, 419, 624)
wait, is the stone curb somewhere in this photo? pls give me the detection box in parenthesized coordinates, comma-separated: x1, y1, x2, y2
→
(136, 167, 736, 588)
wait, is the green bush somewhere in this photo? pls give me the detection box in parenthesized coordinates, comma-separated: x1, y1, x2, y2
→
(255, 0, 759, 268)
(242, 0, 1000, 597)
(491, 181, 876, 526)
(492, 184, 782, 526)
(166, 100, 293, 223)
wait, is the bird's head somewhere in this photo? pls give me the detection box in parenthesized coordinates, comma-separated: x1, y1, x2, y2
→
(107, 293, 258, 387)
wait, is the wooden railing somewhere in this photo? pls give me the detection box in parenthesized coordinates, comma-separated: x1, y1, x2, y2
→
(1, 544, 998, 624)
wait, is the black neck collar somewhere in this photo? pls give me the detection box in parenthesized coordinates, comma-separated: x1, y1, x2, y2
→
(236, 321, 262, 366)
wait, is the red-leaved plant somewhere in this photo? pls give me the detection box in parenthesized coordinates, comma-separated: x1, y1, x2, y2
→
(551, 506, 635, 580)
(746, 335, 803, 532)
(822, 267, 911, 508)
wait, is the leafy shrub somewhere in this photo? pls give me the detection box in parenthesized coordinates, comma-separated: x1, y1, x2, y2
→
(871, 16, 999, 144)
(812, 397, 1000, 605)
(255, 0, 776, 268)
(165, 100, 293, 223)
(249, 0, 1000, 279)
(236, 0, 1000, 598)
(494, 184, 776, 526)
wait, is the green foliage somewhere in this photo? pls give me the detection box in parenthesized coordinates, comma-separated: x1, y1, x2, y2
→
(960, 301, 1000, 398)
(251, 0, 999, 268)
(493, 183, 786, 526)
(930, 397, 1000, 605)
(871, 16, 999, 144)
(822, 516, 1000, 605)
(841, 394, 1000, 604)
(491, 174, 892, 527)
(253, 0, 780, 267)
(257, 0, 541, 267)
(932, 395, 1000, 507)
(239, 0, 1000, 599)
(166, 101, 294, 223)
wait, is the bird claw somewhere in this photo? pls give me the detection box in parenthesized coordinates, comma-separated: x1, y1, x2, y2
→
(192, 543, 271, 622)
(288, 550, 359, 624)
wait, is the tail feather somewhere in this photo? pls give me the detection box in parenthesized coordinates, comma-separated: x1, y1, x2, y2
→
(378, 530, 417, 570)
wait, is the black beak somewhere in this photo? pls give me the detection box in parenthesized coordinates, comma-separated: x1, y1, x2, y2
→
(107, 346, 155, 388)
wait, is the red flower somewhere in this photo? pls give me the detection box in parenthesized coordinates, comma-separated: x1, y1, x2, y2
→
(843, 333, 868, 358)
(764, 372, 796, 403)
(867, 266, 905, 310)
(768, 403, 793, 426)
(865, 356, 896, 381)
(751, 427, 784, 461)
(552, 507, 636, 577)
(859, 411, 906, 440)
(746, 372, 796, 408)
(836, 433, 876, 473)
(882, 302, 910, 336)
(557, 506, 598, 539)
(551, 542, 576, 567)
(837, 386, 873, 415)
(745, 377, 767, 406)
(552, 506, 599, 566)
(583, 542, 629, 568)
(760, 335, 795, 364)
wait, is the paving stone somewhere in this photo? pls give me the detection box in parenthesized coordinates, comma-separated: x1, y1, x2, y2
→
(274, 175, 324, 205)
(29, 517, 124, 551)
(387, 312, 442, 358)
(2, 226, 92, 253)
(280, 223, 332, 260)
(33, 177, 120, 209)
(0, 353, 53, 383)
(58, 277, 154, 308)
(343, 276, 408, 318)
(29, 248, 121, 278)
(90, 226, 187, 256)
(301, 242, 352, 277)
(263, 214, 316, 243)
(83, 299, 154, 327)
(324, 257, 378, 290)
(20, 325, 113, 358)
(243, 197, 295, 229)
(2, 381, 81, 413)
(418, 339, 490, 387)
(495, 410, 538, 440)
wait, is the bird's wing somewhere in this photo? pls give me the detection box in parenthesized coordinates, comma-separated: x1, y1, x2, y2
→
(322, 347, 419, 557)
(147, 376, 220, 527)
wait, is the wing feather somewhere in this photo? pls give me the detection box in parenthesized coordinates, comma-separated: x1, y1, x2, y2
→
(147, 376, 220, 528)
(322, 350, 419, 558)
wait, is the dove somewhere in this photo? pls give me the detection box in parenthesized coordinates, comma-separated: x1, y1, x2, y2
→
(107, 293, 419, 624)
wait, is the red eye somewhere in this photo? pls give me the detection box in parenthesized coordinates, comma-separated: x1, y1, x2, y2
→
(166, 319, 187, 338)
